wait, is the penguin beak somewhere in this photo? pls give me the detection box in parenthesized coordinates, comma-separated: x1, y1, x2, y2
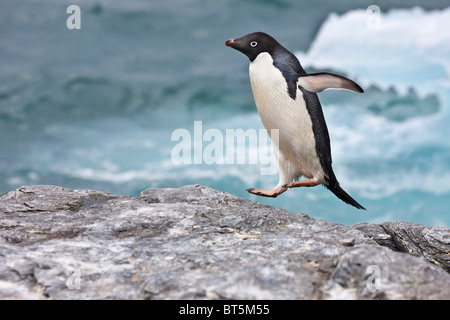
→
(225, 39, 235, 47)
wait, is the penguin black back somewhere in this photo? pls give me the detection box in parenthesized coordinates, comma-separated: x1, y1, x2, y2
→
(300, 87, 365, 210)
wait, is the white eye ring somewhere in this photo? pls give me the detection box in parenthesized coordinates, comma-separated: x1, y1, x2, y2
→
(250, 41, 258, 47)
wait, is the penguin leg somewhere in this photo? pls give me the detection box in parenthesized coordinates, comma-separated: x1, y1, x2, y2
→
(247, 150, 292, 198)
(284, 178, 320, 188)
(247, 185, 288, 198)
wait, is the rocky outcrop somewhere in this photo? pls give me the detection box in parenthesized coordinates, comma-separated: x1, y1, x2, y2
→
(0, 184, 449, 299)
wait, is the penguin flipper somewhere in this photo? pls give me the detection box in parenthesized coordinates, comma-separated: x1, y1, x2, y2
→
(297, 72, 364, 93)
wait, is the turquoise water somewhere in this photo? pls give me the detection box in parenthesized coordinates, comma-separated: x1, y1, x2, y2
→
(1, 0, 450, 227)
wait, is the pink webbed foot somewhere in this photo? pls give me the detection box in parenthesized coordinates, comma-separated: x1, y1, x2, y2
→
(247, 186, 288, 198)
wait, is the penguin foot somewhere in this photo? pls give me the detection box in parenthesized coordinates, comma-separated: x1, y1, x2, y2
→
(283, 178, 320, 189)
(247, 187, 287, 198)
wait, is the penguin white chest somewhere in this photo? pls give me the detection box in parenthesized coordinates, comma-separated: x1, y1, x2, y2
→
(248, 52, 324, 181)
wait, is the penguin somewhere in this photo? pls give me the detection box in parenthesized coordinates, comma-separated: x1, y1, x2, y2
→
(225, 32, 365, 210)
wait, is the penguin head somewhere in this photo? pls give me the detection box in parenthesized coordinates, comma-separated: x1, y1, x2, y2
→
(225, 32, 280, 62)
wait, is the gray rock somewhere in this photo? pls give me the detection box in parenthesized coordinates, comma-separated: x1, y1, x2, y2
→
(0, 184, 449, 299)
(381, 221, 450, 272)
(352, 222, 397, 250)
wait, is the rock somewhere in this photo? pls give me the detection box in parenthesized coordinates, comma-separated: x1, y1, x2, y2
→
(352, 223, 398, 250)
(0, 184, 449, 300)
(381, 221, 450, 272)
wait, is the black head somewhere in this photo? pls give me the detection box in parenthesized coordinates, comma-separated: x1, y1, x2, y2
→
(225, 32, 282, 62)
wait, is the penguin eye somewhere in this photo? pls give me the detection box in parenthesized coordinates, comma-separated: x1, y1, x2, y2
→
(250, 41, 258, 47)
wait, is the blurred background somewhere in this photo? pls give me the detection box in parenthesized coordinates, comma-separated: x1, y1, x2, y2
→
(1, 0, 449, 227)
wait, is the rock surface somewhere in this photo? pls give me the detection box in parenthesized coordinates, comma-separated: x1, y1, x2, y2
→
(0, 184, 449, 300)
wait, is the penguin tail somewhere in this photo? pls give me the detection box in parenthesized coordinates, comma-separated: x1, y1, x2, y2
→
(325, 176, 366, 210)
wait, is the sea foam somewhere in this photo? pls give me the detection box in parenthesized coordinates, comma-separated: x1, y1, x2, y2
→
(294, 6, 450, 199)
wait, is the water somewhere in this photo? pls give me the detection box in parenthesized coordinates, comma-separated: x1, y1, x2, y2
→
(1, 0, 450, 227)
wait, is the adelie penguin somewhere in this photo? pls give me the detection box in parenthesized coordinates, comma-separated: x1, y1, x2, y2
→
(225, 32, 365, 210)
